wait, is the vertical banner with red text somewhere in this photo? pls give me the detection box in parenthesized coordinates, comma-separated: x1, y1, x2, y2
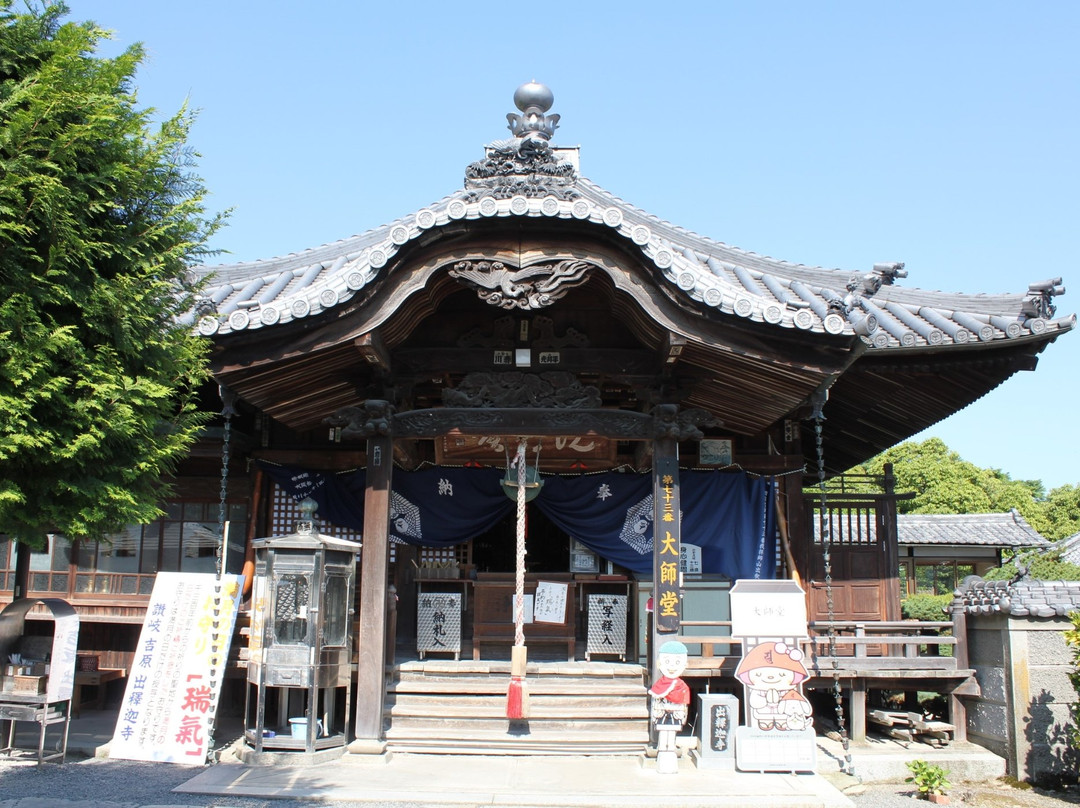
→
(110, 572, 244, 764)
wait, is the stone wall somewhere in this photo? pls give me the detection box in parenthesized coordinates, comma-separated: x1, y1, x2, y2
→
(957, 578, 1080, 784)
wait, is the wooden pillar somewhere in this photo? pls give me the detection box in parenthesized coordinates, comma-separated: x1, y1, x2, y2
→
(850, 678, 867, 742)
(650, 433, 681, 674)
(880, 463, 902, 621)
(949, 597, 970, 742)
(352, 424, 393, 749)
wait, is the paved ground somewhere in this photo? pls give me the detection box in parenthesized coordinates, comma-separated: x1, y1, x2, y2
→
(0, 708, 1075, 808)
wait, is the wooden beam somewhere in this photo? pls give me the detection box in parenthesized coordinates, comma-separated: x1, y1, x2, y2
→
(392, 407, 656, 440)
(354, 332, 391, 372)
(394, 347, 658, 376)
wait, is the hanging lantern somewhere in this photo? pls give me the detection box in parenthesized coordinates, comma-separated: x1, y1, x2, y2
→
(500, 441, 544, 502)
(501, 464, 544, 502)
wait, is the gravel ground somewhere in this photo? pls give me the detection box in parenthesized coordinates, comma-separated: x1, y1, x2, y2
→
(0, 755, 1078, 808)
(849, 780, 1080, 808)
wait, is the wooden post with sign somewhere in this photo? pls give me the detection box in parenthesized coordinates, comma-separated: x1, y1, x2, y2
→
(352, 407, 394, 750)
(650, 436, 681, 674)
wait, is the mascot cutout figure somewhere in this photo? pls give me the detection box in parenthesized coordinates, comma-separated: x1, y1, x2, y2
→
(734, 640, 813, 731)
(649, 640, 690, 773)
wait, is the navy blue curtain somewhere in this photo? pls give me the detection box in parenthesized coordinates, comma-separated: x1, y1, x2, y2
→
(533, 471, 776, 579)
(258, 462, 776, 580)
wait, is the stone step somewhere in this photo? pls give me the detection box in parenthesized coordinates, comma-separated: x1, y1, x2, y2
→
(389, 678, 646, 696)
(386, 714, 647, 732)
(383, 662, 651, 756)
(395, 662, 645, 680)
(386, 696, 649, 720)
(384, 725, 649, 755)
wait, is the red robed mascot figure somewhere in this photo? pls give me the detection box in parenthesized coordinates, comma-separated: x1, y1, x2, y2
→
(649, 640, 691, 769)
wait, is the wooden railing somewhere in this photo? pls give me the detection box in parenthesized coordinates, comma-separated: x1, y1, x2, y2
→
(673, 618, 965, 679)
(805, 620, 960, 677)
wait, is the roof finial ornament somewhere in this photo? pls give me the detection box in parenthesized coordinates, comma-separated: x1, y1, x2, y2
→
(507, 81, 560, 155)
(464, 82, 576, 200)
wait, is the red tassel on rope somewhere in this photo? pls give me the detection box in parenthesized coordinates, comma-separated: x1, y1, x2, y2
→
(506, 675, 525, 719)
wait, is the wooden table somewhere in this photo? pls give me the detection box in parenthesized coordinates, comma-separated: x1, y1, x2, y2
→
(72, 669, 126, 718)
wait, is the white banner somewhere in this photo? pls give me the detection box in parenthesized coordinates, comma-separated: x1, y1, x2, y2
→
(109, 572, 244, 764)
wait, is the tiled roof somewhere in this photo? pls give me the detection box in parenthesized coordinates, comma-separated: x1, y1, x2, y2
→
(897, 511, 1050, 549)
(1057, 532, 1080, 565)
(188, 145, 1074, 348)
(956, 577, 1080, 617)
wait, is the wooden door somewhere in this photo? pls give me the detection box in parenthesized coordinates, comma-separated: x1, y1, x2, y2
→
(805, 501, 899, 625)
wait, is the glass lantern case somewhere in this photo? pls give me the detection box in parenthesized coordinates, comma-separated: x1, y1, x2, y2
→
(243, 498, 360, 763)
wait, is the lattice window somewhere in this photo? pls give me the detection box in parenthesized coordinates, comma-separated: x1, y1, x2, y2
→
(812, 505, 879, 546)
(418, 544, 471, 566)
(270, 484, 362, 543)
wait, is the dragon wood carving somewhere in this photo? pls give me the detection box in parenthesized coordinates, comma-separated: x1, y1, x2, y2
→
(448, 259, 593, 310)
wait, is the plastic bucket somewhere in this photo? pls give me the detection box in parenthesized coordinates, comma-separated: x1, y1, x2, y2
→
(289, 717, 322, 739)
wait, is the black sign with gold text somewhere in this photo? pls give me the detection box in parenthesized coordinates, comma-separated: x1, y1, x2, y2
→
(652, 450, 681, 633)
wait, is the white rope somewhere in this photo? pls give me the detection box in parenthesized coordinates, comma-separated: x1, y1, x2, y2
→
(514, 438, 527, 647)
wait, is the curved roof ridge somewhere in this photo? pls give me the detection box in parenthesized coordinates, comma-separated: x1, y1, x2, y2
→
(187, 172, 1070, 349)
(574, 177, 852, 277)
(191, 189, 469, 282)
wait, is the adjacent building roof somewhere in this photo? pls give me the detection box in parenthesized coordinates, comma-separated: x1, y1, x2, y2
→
(897, 511, 1050, 549)
(1057, 531, 1080, 565)
(957, 577, 1080, 617)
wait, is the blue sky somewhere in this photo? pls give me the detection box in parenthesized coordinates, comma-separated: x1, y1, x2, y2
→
(70, 1, 1079, 491)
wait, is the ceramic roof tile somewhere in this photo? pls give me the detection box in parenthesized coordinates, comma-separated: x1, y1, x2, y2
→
(897, 511, 1050, 548)
(1056, 532, 1080, 565)
(189, 147, 1073, 346)
(956, 576, 1080, 616)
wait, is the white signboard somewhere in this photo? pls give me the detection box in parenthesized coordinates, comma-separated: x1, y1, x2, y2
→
(729, 579, 808, 639)
(110, 572, 244, 764)
(45, 612, 79, 703)
(532, 581, 568, 624)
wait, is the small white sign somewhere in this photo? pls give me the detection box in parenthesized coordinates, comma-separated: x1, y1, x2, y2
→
(533, 581, 569, 624)
(680, 543, 702, 575)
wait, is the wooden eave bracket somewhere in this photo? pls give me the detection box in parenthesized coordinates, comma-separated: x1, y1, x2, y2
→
(354, 332, 391, 372)
(660, 332, 687, 367)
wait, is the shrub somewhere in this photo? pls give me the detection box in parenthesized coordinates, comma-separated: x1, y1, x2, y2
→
(906, 759, 951, 796)
(901, 594, 952, 622)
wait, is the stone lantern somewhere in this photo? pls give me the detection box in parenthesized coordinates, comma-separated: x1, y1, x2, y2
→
(243, 498, 360, 763)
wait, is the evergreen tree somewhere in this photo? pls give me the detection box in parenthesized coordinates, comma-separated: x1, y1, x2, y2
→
(0, 3, 224, 550)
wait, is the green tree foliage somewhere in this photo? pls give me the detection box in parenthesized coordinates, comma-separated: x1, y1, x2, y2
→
(1029, 484, 1080, 543)
(0, 3, 224, 547)
(1065, 612, 1080, 751)
(858, 437, 1043, 516)
(982, 550, 1080, 582)
(844, 438, 1080, 542)
(900, 593, 952, 621)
